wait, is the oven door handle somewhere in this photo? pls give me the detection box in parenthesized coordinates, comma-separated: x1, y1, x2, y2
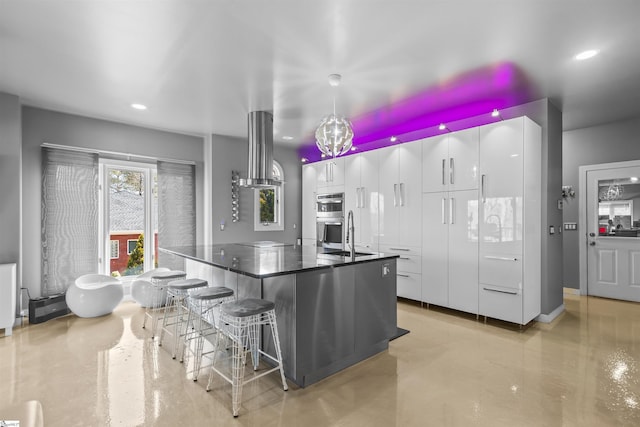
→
(320, 222, 343, 226)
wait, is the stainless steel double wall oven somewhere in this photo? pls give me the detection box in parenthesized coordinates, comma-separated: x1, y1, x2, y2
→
(316, 192, 344, 249)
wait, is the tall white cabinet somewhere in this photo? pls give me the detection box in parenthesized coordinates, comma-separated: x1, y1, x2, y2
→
(422, 128, 479, 313)
(300, 115, 542, 325)
(478, 116, 541, 325)
(301, 163, 317, 247)
(378, 140, 422, 300)
(345, 150, 379, 252)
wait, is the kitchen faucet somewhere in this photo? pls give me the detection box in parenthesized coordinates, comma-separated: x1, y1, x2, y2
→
(346, 210, 355, 258)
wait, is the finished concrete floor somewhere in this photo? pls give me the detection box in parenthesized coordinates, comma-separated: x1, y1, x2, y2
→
(1, 294, 639, 426)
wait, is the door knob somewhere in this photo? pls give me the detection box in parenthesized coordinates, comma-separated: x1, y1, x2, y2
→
(589, 241, 596, 246)
(589, 232, 596, 237)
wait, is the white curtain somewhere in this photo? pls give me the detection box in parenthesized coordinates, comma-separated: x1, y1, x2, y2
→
(157, 161, 196, 270)
(41, 147, 99, 296)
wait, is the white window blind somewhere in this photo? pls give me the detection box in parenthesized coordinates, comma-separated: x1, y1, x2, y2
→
(41, 147, 99, 295)
(157, 161, 195, 270)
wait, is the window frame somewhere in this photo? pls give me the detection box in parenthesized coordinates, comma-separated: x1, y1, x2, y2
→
(127, 239, 138, 255)
(99, 159, 157, 276)
(110, 240, 120, 260)
(253, 160, 284, 231)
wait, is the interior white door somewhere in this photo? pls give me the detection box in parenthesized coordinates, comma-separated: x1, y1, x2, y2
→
(587, 166, 640, 302)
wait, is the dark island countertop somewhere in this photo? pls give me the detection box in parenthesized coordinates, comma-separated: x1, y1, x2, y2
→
(160, 242, 399, 279)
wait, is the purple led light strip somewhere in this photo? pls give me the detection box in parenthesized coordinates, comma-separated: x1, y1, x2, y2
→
(299, 62, 534, 162)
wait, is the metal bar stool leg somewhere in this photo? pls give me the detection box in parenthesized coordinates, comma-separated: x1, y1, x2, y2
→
(184, 286, 235, 381)
(158, 278, 207, 358)
(206, 298, 288, 418)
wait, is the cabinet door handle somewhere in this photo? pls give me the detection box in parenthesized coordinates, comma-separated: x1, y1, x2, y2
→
(450, 157, 455, 185)
(481, 174, 486, 203)
(442, 198, 447, 224)
(393, 184, 398, 207)
(360, 187, 365, 208)
(484, 255, 519, 261)
(483, 287, 519, 296)
(442, 159, 446, 185)
(397, 273, 410, 278)
(449, 197, 455, 225)
(390, 247, 411, 251)
(399, 256, 411, 260)
(399, 183, 405, 206)
(355, 187, 360, 208)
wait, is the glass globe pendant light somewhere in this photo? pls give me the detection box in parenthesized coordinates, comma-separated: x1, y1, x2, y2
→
(315, 74, 354, 157)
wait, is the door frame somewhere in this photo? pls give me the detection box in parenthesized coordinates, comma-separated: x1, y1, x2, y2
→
(578, 159, 640, 295)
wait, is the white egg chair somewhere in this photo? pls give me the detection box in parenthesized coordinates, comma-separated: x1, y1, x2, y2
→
(66, 274, 123, 318)
(131, 268, 171, 307)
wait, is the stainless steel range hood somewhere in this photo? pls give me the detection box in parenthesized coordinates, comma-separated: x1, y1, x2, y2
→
(239, 111, 281, 188)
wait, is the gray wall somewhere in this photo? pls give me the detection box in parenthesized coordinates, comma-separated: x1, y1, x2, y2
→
(493, 99, 564, 317)
(209, 133, 302, 245)
(0, 93, 22, 318)
(21, 106, 205, 298)
(562, 116, 640, 288)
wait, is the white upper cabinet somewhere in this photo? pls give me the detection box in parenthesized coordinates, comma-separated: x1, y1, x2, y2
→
(422, 128, 479, 193)
(302, 163, 317, 243)
(316, 157, 345, 189)
(345, 150, 379, 251)
(379, 141, 422, 248)
(448, 128, 480, 191)
(479, 119, 525, 257)
(422, 134, 449, 193)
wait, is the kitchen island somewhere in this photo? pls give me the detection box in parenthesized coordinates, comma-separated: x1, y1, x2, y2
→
(160, 243, 398, 387)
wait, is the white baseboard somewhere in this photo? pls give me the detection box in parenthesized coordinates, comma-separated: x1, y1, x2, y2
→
(536, 304, 565, 323)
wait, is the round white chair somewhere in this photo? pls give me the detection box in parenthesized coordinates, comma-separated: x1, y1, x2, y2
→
(131, 268, 171, 307)
(66, 274, 123, 318)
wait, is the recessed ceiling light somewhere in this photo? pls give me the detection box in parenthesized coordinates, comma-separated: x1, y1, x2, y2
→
(131, 103, 147, 110)
(301, 157, 308, 163)
(282, 136, 293, 140)
(491, 109, 500, 117)
(439, 123, 447, 131)
(350, 146, 357, 151)
(575, 49, 599, 61)
(390, 136, 397, 142)
(631, 177, 638, 182)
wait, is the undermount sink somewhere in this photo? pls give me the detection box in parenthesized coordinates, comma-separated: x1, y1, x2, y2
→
(323, 250, 372, 257)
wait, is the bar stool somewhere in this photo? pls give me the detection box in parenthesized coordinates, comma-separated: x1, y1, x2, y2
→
(142, 270, 186, 338)
(158, 278, 208, 358)
(183, 286, 235, 381)
(206, 298, 288, 417)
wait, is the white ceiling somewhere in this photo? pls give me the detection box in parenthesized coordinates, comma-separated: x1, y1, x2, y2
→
(2, 1, 640, 150)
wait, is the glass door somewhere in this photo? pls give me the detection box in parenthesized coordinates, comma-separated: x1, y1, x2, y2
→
(100, 160, 157, 277)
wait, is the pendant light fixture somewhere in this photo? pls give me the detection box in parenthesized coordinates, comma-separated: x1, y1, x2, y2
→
(315, 74, 354, 157)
